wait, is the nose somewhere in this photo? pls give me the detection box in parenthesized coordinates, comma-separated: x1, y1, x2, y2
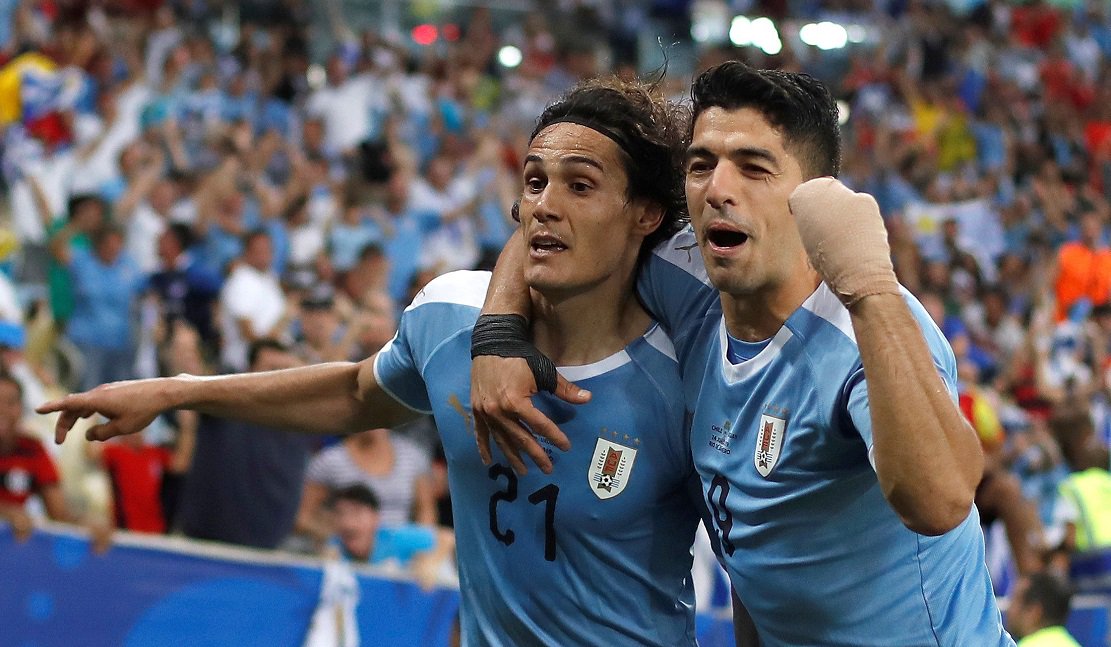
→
(705, 163, 738, 210)
(530, 185, 562, 223)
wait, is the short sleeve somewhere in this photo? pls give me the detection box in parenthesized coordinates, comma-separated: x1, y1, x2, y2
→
(31, 441, 61, 488)
(843, 290, 960, 468)
(305, 448, 340, 486)
(374, 271, 487, 414)
(636, 226, 719, 346)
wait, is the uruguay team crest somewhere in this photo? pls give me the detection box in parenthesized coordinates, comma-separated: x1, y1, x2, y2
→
(589, 437, 637, 499)
(754, 414, 786, 477)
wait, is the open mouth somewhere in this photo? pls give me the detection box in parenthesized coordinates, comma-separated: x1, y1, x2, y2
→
(530, 234, 568, 253)
(706, 227, 749, 249)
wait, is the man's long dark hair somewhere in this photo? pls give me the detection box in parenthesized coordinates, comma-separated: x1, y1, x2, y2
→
(529, 77, 690, 261)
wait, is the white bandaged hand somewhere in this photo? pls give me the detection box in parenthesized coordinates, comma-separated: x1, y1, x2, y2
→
(789, 177, 900, 308)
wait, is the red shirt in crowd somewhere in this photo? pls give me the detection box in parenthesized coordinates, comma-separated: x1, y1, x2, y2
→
(0, 436, 61, 507)
(102, 443, 172, 534)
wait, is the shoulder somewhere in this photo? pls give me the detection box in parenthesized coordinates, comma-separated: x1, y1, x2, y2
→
(645, 226, 711, 284)
(404, 270, 490, 312)
(308, 444, 349, 469)
(14, 435, 50, 456)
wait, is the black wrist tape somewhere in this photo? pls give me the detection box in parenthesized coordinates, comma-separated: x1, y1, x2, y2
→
(471, 314, 558, 393)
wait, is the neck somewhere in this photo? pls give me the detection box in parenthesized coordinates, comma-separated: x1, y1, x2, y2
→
(352, 429, 388, 448)
(720, 269, 821, 341)
(529, 271, 649, 366)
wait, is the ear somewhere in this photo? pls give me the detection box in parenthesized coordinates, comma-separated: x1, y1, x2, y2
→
(632, 201, 665, 237)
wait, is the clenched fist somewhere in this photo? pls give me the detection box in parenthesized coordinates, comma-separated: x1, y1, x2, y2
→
(789, 177, 901, 308)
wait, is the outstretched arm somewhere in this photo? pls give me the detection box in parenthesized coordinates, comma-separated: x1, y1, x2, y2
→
(791, 178, 983, 535)
(470, 229, 588, 475)
(38, 356, 417, 444)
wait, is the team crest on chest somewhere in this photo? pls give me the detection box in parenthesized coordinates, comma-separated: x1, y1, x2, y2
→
(754, 410, 788, 477)
(589, 436, 637, 499)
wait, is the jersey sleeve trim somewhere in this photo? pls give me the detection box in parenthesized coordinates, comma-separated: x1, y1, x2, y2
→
(372, 344, 434, 414)
(643, 323, 677, 361)
(799, 283, 855, 343)
(649, 227, 714, 288)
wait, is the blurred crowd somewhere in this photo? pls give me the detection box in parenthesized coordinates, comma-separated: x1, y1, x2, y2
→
(0, 0, 1108, 606)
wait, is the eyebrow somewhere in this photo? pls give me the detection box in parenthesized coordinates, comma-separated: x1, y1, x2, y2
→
(524, 154, 605, 172)
(686, 145, 782, 169)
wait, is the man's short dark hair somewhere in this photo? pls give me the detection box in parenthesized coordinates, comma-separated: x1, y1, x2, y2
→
(358, 243, 385, 262)
(530, 76, 690, 263)
(242, 228, 270, 248)
(67, 194, 107, 221)
(247, 338, 289, 368)
(300, 284, 336, 310)
(1020, 572, 1074, 627)
(690, 61, 841, 178)
(329, 483, 380, 511)
(91, 223, 125, 247)
(165, 223, 195, 252)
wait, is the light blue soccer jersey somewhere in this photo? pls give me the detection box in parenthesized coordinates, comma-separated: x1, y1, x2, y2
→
(638, 227, 1015, 646)
(374, 271, 703, 647)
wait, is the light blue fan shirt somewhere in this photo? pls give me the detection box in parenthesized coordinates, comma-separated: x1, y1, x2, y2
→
(374, 270, 703, 647)
(637, 227, 1016, 646)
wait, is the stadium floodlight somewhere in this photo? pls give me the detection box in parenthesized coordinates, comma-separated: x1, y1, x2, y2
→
(729, 16, 753, 46)
(846, 24, 867, 44)
(731, 16, 781, 54)
(750, 17, 782, 55)
(836, 100, 851, 126)
(799, 21, 848, 50)
(498, 45, 523, 69)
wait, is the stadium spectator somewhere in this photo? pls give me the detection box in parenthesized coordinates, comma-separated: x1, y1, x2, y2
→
(962, 357, 1049, 575)
(1006, 572, 1083, 647)
(43, 192, 107, 330)
(54, 223, 146, 391)
(293, 285, 362, 364)
(1048, 403, 1111, 556)
(296, 425, 435, 544)
(86, 416, 190, 534)
(217, 228, 293, 372)
(175, 338, 313, 550)
(409, 153, 481, 274)
(326, 483, 454, 589)
(0, 372, 67, 524)
(146, 223, 222, 349)
(1051, 209, 1111, 323)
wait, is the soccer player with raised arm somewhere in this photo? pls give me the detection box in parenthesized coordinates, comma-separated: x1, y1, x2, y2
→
(470, 62, 1016, 645)
(39, 78, 752, 646)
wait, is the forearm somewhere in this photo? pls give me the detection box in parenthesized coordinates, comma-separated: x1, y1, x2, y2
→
(481, 230, 530, 316)
(164, 361, 412, 435)
(851, 293, 983, 535)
